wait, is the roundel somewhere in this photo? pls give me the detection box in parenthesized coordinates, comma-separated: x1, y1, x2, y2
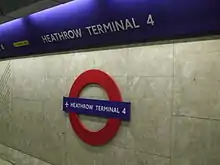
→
(68, 69, 122, 146)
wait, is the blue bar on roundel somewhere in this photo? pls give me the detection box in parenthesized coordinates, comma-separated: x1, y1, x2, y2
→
(63, 97, 131, 121)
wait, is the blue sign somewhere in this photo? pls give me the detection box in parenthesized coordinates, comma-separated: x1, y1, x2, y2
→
(0, 0, 220, 59)
(63, 97, 131, 121)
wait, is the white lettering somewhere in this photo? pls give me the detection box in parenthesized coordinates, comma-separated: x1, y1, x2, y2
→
(46, 35, 51, 42)
(76, 103, 79, 108)
(96, 105, 100, 111)
(85, 104, 93, 110)
(58, 32, 64, 40)
(41, 35, 48, 43)
(122, 108, 126, 114)
(97, 24, 105, 34)
(91, 25, 99, 35)
(125, 19, 134, 29)
(53, 33, 59, 40)
(51, 34, 56, 42)
(86, 26, 93, 35)
(113, 108, 119, 113)
(100, 105, 104, 111)
(68, 30, 75, 39)
(70, 103, 75, 108)
(41, 18, 141, 43)
(0, 44, 4, 51)
(81, 104, 85, 109)
(109, 107, 113, 112)
(103, 23, 113, 32)
(111, 22, 117, 32)
(115, 20, 125, 31)
(63, 31, 69, 39)
(132, 18, 140, 28)
(147, 14, 154, 26)
(73, 29, 82, 38)
(103, 106, 108, 111)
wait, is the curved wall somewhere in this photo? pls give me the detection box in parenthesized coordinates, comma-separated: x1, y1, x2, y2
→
(0, 37, 220, 165)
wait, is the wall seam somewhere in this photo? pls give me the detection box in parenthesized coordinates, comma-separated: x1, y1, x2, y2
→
(169, 41, 175, 165)
(110, 144, 170, 159)
(0, 142, 54, 165)
(172, 114, 220, 122)
(0, 156, 15, 165)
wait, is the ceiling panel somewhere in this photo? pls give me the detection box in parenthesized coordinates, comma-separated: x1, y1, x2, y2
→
(0, 0, 42, 14)
(0, 0, 73, 25)
(55, 0, 72, 3)
(7, 0, 60, 19)
(0, 15, 14, 24)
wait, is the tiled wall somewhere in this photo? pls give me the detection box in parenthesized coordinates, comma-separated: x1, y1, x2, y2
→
(0, 144, 51, 165)
(0, 38, 220, 165)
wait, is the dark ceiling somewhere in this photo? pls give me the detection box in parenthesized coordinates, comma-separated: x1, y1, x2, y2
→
(0, 0, 72, 24)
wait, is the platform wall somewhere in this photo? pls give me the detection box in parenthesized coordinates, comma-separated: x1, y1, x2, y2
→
(0, 38, 220, 165)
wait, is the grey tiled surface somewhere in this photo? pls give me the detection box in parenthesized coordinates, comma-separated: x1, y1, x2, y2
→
(11, 57, 46, 100)
(109, 77, 172, 156)
(43, 44, 173, 78)
(173, 78, 220, 119)
(174, 38, 220, 119)
(171, 117, 220, 165)
(174, 39, 220, 55)
(0, 158, 12, 165)
(171, 38, 220, 165)
(0, 144, 51, 165)
(0, 38, 220, 165)
(174, 51, 220, 79)
(94, 146, 170, 165)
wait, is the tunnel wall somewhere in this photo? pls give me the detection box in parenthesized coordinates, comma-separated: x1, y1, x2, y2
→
(0, 38, 220, 165)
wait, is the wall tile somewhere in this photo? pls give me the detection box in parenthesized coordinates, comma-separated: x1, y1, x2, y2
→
(43, 77, 74, 100)
(0, 104, 12, 146)
(110, 98, 171, 157)
(64, 122, 98, 165)
(42, 99, 67, 165)
(56, 48, 129, 78)
(11, 57, 46, 100)
(64, 138, 170, 165)
(175, 51, 220, 79)
(44, 51, 99, 78)
(6, 99, 48, 163)
(127, 44, 173, 77)
(79, 84, 109, 100)
(43, 53, 77, 78)
(174, 78, 220, 119)
(44, 43, 173, 78)
(174, 39, 220, 55)
(116, 77, 172, 100)
(171, 117, 220, 165)
(0, 144, 51, 165)
(0, 158, 12, 165)
(95, 146, 170, 165)
(85, 48, 129, 77)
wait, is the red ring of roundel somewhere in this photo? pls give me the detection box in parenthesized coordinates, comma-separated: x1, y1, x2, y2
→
(69, 69, 122, 146)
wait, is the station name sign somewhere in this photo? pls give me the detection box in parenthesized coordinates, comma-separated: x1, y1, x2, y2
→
(63, 97, 131, 121)
(0, 0, 220, 58)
